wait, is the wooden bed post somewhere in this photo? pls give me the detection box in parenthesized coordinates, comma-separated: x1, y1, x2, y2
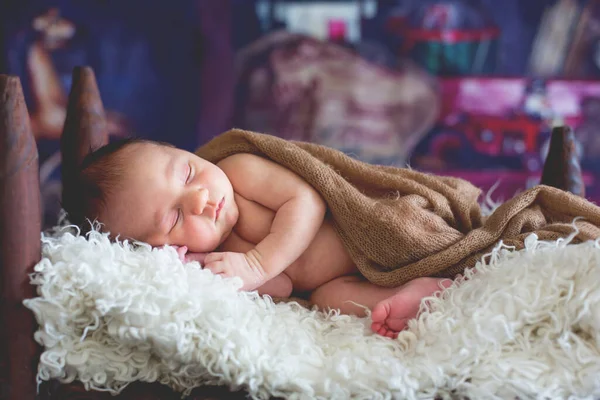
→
(60, 66, 109, 210)
(540, 125, 585, 197)
(0, 75, 41, 400)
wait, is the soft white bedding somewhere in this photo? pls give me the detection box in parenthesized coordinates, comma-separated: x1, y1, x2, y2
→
(23, 224, 600, 400)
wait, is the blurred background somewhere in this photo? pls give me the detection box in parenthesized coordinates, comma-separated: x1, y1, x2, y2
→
(1, 0, 599, 228)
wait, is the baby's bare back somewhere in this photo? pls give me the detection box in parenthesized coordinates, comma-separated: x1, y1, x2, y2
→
(219, 193, 357, 294)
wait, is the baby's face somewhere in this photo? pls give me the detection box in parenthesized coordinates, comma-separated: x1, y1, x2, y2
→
(100, 142, 239, 252)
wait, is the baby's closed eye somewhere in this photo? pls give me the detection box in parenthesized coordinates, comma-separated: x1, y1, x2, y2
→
(185, 163, 193, 184)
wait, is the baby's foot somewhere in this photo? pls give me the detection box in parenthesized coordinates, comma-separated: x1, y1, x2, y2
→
(371, 277, 451, 338)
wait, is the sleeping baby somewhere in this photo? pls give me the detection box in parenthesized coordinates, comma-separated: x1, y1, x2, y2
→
(64, 134, 452, 338)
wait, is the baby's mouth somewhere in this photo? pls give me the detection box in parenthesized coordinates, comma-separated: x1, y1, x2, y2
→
(215, 197, 225, 221)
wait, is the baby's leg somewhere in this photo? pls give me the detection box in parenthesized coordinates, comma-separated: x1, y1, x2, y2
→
(309, 275, 451, 338)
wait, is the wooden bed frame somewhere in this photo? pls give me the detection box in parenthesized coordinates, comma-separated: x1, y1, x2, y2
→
(0, 66, 585, 400)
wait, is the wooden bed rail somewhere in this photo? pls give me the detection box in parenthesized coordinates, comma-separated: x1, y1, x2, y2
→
(60, 66, 109, 215)
(0, 75, 41, 400)
(540, 125, 586, 197)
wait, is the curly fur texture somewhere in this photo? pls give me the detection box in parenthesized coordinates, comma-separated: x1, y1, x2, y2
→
(24, 226, 600, 399)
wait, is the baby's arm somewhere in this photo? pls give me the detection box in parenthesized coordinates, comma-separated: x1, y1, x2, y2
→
(174, 245, 293, 297)
(216, 153, 326, 289)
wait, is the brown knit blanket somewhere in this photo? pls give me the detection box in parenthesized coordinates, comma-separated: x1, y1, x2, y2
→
(197, 129, 600, 287)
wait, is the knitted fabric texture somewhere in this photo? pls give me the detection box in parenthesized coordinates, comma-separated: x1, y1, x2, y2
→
(196, 129, 600, 286)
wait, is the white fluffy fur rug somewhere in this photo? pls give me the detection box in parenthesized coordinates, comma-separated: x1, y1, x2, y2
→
(24, 226, 600, 400)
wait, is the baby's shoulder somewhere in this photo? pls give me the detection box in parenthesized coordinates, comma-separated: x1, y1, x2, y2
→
(217, 153, 282, 181)
(217, 154, 267, 194)
(216, 152, 263, 171)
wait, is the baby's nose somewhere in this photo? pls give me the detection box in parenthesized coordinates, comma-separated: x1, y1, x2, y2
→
(189, 188, 209, 216)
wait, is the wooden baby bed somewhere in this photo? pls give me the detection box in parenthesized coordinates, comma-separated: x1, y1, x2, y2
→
(0, 66, 586, 400)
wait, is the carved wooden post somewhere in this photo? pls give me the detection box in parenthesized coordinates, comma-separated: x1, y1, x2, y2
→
(540, 125, 585, 197)
(60, 66, 109, 207)
(0, 75, 41, 400)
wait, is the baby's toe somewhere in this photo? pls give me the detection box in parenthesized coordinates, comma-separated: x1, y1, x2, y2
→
(371, 300, 391, 323)
(385, 330, 397, 339)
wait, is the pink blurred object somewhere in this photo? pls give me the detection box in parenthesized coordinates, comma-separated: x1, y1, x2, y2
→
(413, 77, 600, 203)
(439, 77, 600, 127)
(327, 19, 347, 42)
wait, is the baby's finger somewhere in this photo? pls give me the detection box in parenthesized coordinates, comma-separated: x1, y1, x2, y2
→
(203, 252, 223, 264)
(173, 246, 188, 262)
(204, 261, 223, 275)
(186, 252, 208, 264)
(171, 245, 187, 262)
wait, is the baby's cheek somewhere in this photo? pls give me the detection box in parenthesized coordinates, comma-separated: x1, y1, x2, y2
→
(187, 222, 219, 252)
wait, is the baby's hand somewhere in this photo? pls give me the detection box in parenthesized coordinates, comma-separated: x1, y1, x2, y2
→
(202, 252, 265, 291)
(171, 245, 208, 264)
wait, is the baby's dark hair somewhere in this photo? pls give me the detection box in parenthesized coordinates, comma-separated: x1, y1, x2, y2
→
(61, 137, 171, 231)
